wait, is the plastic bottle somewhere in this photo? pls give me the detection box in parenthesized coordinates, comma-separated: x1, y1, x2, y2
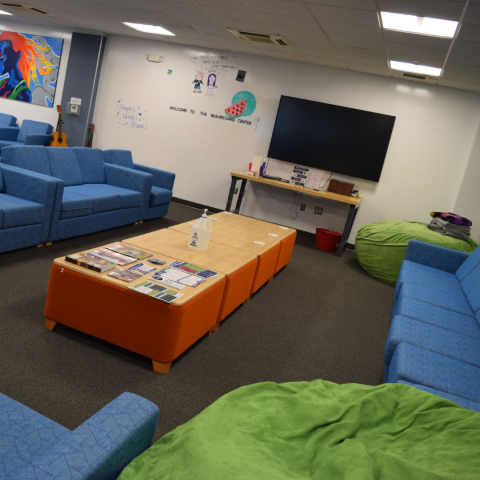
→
(188, 209, 212, 251)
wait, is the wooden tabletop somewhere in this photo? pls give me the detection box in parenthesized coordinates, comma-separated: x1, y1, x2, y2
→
(124, 229, 257, 275)
(53, 243, 225, 307)
(169, 221, 280, 256)
(231, 171, 362, 206)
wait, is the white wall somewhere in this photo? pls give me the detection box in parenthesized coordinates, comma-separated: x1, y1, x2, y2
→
(93, 35, 480, 243)
(454, 120, 480, 242)
(0, 19, 72, 126)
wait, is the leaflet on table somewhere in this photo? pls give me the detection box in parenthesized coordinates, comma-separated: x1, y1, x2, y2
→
(88, 248, 135, 266)
(106, 243, 152, 260)
(108, 269, 142, 282)
(128, 263, 157, 275)
(129, 281, 184, 303)
(168, 261, 218, 279)
(65, 253, 116, 273)
(149, 268, 187, 290)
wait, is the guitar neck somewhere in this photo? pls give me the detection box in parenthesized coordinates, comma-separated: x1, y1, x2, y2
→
(58, 114, 62, 135)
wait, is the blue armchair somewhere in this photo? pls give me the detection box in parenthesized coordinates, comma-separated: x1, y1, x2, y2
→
(0, 163, 57, 253)
(0, 119, 53, 150)
(0, 113, 17, 127)
(0, 391, 159, 479)
(103, 149, 175, 221)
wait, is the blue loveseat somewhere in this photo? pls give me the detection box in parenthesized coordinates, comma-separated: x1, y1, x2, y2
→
(0, 391, 159, 479)
(2, 146, 153, 242)
(384, 240, 480, 410)
(0, 120, 53, 149)
(0, 113, 17, 127)
(103, 149, 175, 221)
(0, 163, 57, 253)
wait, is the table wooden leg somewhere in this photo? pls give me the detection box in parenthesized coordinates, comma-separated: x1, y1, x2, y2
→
(45, 319, 57, 330)
(210, 322, 220, 333)
(234, 179, 247, 214)
(226, 176, 238, 212)
(336, 204, 358, 257)
(152, 360, 172, 374)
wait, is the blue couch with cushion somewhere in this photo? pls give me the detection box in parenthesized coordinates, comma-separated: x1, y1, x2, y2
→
(103, 149, 175, 221)
(0, 113, 17, 127)
(0, 391, 159, 479)
(0, 119, 53, 149)
(2, 146, 153, 242)
(0, 163, 57, 253)
(383, 240, 480, 409)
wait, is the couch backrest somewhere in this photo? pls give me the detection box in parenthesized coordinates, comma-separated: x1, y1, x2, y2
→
(47, 148, 83, 186)
(461, 263, 480, 315)
(456, 246, 480, 281)
(2, 146, 52, 176)
(18, 120, 53, 142)
(103, 149, 134, 169)
(74, 148, 106, 184)
(0, 113, 17, 127)
(0, 165, 4, 193)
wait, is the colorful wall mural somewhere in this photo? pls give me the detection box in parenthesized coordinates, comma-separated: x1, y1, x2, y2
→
(0, 30, 64, 108)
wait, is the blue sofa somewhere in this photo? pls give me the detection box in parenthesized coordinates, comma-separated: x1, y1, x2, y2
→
(0, 163, 57, 253)
(384, 240, 480, 410)
(103, 149, 175, 221)
(0, 391, 159, 479)
(0, 113, 17, 127)
(2, 146, 153, 242)
(0, 120, 53, 149)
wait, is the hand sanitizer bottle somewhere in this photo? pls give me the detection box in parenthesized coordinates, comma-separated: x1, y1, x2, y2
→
(188, 209, 212, 251)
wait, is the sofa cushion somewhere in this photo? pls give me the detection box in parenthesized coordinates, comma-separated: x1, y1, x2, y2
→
(0, 140, 24, 149)
(0, 392, 70, 478)
(0, 193, 45, 228)
(47, 148, 82, 186)
(456, 246, 480, 281)
(0, 167, 4, 193)
(66, 185, 121, 214)
(461, 264, 480, 314)
(17, 120, 53, 142)
(2, 146, 51, 176)
(60, 189, 94, 220)
(74, 148, 106, 184)
(89, 184, 143, 209)
(399, 260, 459, 284)
(103, 149, 134, 169)
(149, 186, 172, 207)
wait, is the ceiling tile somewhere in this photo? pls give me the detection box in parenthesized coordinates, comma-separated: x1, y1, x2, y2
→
(378, 0, 464, 22)
(383, 30, 451, 51)
(308, 4, 380, 28)
(448, 50, 480, 67)
(158, 2, 213, 16)
(206, 33, 246, 44)
(457, 23, 480, 42)
(452, 39, 480, 55)
(387, 42, 447, 61)
(329, 34, 386, 52)
(261, 50, 306, 61)
(256, 13, 319, 30)
(444, 61, 480, 75)
(319, 21, 383, 40)
(169, 37, 224, 48)
(293, 46, 340, 57)
(218, 42, 266, 55)
(442, 70, 480, 83)
(340, 54, 388, 67)
(335, 45, 388, 59)
(347, 63, 391, 76)
(245, 0, 313, 17)
(170, 13, 226, 26)
(222, 20, 278, 33)
(191, 25, 235, 37)
(463, 4, 480, 26)
(193, 0, 251, 8)
(304, 0, 377, 11)
(287, 37, 335, 49)
(271, 26, 329, 41)
(201, 6, 262, 22)
(388, 53, 444, 68)
(303, 56, 348, 68)
(250, 42, 294, 51)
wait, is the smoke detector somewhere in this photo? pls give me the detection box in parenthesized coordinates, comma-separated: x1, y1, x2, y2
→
(0, 3, 51, 15)
(228, 29, 290, 46)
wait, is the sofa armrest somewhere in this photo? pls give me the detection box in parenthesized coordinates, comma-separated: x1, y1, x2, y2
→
(134, 163, 175, 192)
(25, 133, 52, 146)
(0, 126, 19, 140)
(404, 240, 469, 273)
(105, 163, 152, 193)
(15, 392, 159, 480)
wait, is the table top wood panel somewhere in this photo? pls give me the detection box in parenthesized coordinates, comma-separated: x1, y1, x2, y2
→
(231, 171, 362, 206)
(53, 243, 225, 306)
(124, 229, 257, 275)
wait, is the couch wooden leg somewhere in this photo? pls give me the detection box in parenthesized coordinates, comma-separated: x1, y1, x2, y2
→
(37, 244, 43, 247)
(46, 242, 52, 246)
(45, 319, 57, 330)
(139, 221, 143, 224)
(134, 222, 139, 225)
(244, 296, 251, 304)
(210, 323, 220, 334)
(152, 360, 171, 374)
(268, 277, 274, 283)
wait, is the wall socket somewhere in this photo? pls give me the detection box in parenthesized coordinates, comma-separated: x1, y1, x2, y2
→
(300, 203, 306, 211)
(314, 206, 323, 215)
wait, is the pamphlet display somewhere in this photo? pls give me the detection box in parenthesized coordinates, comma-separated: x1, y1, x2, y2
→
(65, 253, 116, 273)
(128, 263, 157, 275)
(128, 281, 184, 303)
(88, 248, 136, 266)
(107, 269, 142, 282)
(168, 261, 218, 279)
(107, 243, 152, 260)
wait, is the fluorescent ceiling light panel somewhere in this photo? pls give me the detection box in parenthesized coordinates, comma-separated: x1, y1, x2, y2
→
(381, 12, 458, 38)
(390, 60, 442, 77)
(123, 22, 175, 36)
(0, 10, 12, 15)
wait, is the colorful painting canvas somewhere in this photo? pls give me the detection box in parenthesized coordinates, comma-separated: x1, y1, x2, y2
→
(0, 30, 64, 108)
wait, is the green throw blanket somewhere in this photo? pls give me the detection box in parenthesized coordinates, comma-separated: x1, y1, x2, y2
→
(119, 381, 480, 479)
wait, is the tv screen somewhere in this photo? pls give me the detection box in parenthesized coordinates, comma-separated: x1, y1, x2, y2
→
(267, 96, 396, 182)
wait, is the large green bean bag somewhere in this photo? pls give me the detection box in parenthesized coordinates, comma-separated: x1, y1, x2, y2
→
(355, 220, 477, 284)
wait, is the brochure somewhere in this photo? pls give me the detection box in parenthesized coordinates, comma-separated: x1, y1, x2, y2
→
(89, 248, 135, 266)
(149, 268, 187, 290)
(107, 269, 142, 282)
(128, 263, 157, 275)
(168, 261, 218, 279)
(178, 275, 205, 287)
(107, 243, 152, 260)
(129, 281, 184, 303)
(65, 253, 116, 273)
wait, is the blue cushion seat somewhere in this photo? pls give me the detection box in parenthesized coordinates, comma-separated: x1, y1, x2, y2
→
(60, 190, 94, 220)
(0, 194, 45, 229)
(149, 186, 172, 207)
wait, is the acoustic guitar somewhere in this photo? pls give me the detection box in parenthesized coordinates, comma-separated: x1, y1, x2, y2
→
(87, 123, 94, 148)
(50, 105, 68, 147)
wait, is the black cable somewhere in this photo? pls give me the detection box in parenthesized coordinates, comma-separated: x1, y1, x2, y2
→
(290, 191, 303, 220)
(319, 172, 333, 189)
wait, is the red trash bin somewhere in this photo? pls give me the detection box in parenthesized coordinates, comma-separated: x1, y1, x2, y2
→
(315, 228, 342, 252)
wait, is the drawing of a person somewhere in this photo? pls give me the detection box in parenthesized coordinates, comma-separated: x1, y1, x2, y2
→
(205, 73, 217, 96)
(192, 72, 204, 93)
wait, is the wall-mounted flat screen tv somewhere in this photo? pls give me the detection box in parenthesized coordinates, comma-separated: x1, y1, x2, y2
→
(267, 96, 396, 182)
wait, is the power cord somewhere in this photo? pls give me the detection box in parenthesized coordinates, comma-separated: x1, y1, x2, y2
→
(319, 172, 333, 189)
(290, 191, 303, 219)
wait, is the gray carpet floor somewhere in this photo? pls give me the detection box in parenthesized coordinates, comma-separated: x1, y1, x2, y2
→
(0, 203, 394, 441)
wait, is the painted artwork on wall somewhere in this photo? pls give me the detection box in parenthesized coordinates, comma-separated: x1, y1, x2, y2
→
(0, 30, 64, 108)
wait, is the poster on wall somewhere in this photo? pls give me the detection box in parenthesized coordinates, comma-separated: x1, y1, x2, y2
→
(0, 30, 64, 108)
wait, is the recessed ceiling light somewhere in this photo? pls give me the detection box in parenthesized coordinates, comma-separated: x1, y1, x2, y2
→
(390, 60, 442, 77)
(123, 22, 175, 36)
(0, 10, 12, 15)
(381, 12, 458, 38)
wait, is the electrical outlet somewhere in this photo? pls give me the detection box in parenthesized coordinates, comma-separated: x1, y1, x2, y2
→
(234, 187, 238, 194)
(314, 207, 323, 215)
(300, 203, 306, 211)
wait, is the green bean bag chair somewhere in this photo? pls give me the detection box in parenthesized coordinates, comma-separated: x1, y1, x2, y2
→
(355, 220, 478, 284)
